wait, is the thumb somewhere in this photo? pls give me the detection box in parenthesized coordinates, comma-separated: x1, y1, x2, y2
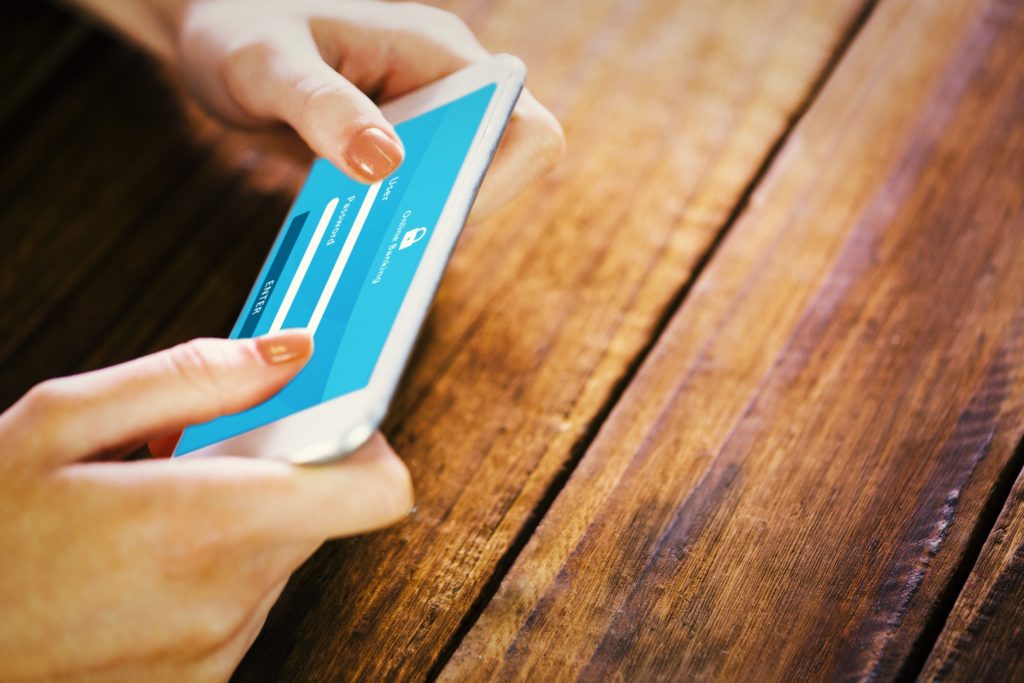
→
(226, 37, 404, 183)
(10, 331, 313, 466)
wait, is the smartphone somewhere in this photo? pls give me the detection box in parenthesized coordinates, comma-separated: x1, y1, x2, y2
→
(173, 55, 526, 463)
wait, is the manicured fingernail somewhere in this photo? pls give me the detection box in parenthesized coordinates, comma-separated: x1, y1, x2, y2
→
(255, 330, 313, 365)
(344, 127, 403, 181)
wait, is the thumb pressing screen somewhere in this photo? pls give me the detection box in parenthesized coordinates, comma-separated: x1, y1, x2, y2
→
(176, 81, 502, 457)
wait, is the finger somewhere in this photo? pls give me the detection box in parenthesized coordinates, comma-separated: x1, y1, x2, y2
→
(359, 8, 492, 100)
(67, 432, 414, 543)
(234, 577, 290, 662)
(342, 14, 563, 216)
(226, 36, 403, 183)
(472, 89, 566, 218)
(256, 539, 324, 590)
(182, 576, 289, 683)
(11, 331, 313, 466)
(177, 91, 312, 193)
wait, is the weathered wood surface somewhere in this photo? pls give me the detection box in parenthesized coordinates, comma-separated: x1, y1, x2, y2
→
(236, 1, 880, 679)
(443, 0, 1024, 679)
(921, 456, 1024, 681)
(0, 6, 88, 133)
(3, 0, 874, 678)
(6, 0, 1024, 680)
(0, 7, 240, 403)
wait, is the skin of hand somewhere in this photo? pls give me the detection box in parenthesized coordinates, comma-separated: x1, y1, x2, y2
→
(8, 2, 561, 680)
(70, 0, 566, 215)
(0, 330, 413, 682)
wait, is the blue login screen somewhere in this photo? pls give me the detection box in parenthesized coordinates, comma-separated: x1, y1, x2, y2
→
(175, 84, 496, 455)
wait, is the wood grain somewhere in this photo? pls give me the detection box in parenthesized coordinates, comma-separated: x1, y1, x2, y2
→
(443, 0, 1024, 679)
(920, 452, 1024, 681)
(3, 1, 872, 679)
(24, 0, 1024, 679)
(230, 1, 880, 679)
(0, 38, 218, 399)
(0, 4, 90, 132)
(222, 0, 870, 678)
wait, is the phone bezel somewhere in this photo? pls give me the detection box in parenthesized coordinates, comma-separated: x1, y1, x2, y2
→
(174, 54, 526, 463)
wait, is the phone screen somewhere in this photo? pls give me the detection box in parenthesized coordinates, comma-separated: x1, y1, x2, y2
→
(175, 83, 497, 455)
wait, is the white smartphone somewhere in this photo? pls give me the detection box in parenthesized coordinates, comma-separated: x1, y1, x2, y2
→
(173, 54, 526, 463)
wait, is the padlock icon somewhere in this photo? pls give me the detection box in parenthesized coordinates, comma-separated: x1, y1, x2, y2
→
(399, 226, 428, 250)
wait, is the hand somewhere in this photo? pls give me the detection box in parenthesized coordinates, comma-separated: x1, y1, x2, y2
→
(0, 331, 412, 682)
(134, 0, 565, 215)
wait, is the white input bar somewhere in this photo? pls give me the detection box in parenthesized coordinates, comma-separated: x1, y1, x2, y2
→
(268, 197, 339, 333)
(308, 181, 381, 333)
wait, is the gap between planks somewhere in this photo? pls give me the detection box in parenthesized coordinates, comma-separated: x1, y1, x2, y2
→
(901, 434, 1024, 680)
(424, 0, 886, 678)
(23, 1, 1018, 676)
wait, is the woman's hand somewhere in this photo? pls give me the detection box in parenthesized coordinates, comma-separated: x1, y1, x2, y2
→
(74, 0, 565, 215)
(0, 331, 412, 682)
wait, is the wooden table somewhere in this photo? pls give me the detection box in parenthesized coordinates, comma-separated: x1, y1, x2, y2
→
(4, 0, 1024, 679)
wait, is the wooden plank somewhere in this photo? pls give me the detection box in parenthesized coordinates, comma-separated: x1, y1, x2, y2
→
(0, 157, 284, 408)
(1, 1, 868, 680)
(0, 39, 216, 388)
(442, 0, 1024, 679)
(225, 0, 874, 679)
(920, 455, 1024, 681)
(0, 3, 91, 132)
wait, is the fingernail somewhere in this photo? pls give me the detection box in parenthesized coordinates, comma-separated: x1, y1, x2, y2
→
(344, 127, 403, 181)
(255, 330, 313, 365)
